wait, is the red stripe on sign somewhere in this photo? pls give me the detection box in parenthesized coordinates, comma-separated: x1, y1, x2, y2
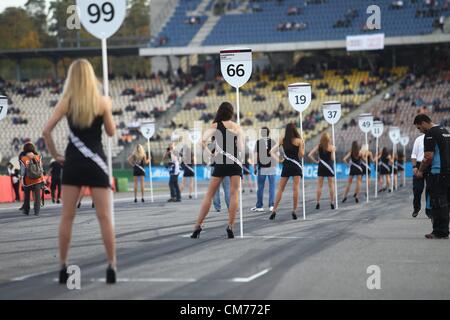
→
(220, 49, 252, 54)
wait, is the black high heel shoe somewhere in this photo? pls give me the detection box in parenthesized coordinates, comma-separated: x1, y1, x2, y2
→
(331, 203, 335, 210)
(226, 226, 234, 239)
(342, 197, 347, 203)
(316, 203, 320, 210)
(59, 264, 68, 284)
(106, 264, 116, 284)
(292, 212, 298, 220)
(190, 226, 202, 239)
(269, 212, 276, 220)
(355, 197, 359, 203)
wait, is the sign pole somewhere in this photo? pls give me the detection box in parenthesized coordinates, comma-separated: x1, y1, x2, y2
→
(236, 86, 244, 238)
(299, 113, 306, 220)
(147, 138, 154, 202)
(365, 132, 369, 203)
(220, 47, 252, 238)
(194, 139, 198, 199)
(331, 123, 338, 209)
(391, 143, 395, 192)
(101, 38, 115, 225)
(403, 145, 406, 187)
(375, 136, 379, 198)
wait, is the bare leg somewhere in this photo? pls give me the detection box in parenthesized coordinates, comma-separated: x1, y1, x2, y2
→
(134, 177, 138, 199)
(91, 187, 116, 267)
(59, 185, 81, 265)
(180, 176, 185, 193)
(189, 177, 194, 196)
(247, 176, 253, 191)
(343, 176, 353, 198)
(316, 177, 324, 203)
(292, 176, 300, 212)
(272, 177, 289, 212)
(355, 176, 362, 197)
(327, 177, 335, 205)
(194, 177, 223, 228)
(140, 176, 144, 199)
(227, 176, 241, 228)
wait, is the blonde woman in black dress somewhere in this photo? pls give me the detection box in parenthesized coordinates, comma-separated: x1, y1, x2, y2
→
(128, 144, 149, 203)
(43, 59, 117, 284)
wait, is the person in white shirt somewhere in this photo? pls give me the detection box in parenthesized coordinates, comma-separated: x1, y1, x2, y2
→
(411, 134, 429, 218)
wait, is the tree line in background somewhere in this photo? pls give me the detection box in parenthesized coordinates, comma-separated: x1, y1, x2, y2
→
(0, 0, 151, 80)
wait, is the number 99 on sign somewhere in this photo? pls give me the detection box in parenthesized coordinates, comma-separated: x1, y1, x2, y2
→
(88, 2, 115, 23)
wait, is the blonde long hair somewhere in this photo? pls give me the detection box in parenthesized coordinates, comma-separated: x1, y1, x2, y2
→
(62, 59, 101, 129)
(130, 144, 146, 163)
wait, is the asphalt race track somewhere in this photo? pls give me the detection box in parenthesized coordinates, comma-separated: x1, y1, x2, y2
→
(0, 180, 449, 300)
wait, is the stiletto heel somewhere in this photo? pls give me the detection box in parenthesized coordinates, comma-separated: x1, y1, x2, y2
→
(342, 197, 347, 203)
(316, 203, 320, 210)
(292, 212, 298, 220)
(59, 264, 68, 284)
(190, 226, 202, 239)
(269, 212, 276, 220)
(106, 264, 116, 284)
(226, 226, 234, 239)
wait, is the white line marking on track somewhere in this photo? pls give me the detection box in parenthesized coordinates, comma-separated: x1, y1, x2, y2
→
(243, 235, 316, 239)
(51, 278, 196, 283)
(11, 271, 50, 281)
(86, 278, 196, 283)
(231, 268, 271, 283)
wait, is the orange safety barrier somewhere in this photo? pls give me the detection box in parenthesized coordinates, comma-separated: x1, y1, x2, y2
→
(0, 176, 116, 203)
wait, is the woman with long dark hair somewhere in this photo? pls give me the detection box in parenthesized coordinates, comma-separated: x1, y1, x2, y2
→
(376, 147, 392, 192)
(190, 102, 243, 239)
(269, 122, 304, 220)
(308, 132, 336, 210)
(342, 141, 363, 203)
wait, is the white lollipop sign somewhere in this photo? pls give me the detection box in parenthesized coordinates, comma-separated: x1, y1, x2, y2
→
(322, 101, 341, 125)
(288, 83, 311, 113)
(140, 120, 155, 140)
(371, 120, 384, 138)
(358, 113, 374, 133)
(77, 0, 126, 39)
(389, 127, 401, 144)
(220, 48, 252, 88)
(0, 95, 8, 121)
(400, 136, 410, 147)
